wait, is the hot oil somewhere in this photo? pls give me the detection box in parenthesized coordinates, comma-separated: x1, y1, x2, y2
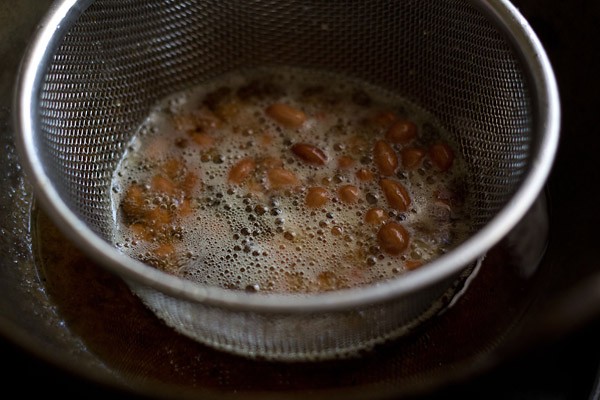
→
(110, 67, 473, 293)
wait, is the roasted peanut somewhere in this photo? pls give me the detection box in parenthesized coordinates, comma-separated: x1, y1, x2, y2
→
(385, 119, 418, 144)
(291, 143, 328, 165)
(400, 147, 426, 169)
(429, 142, 454, 171)
(380, 178, 411, 212)
(228, 158, 255, 185)
(373, 140, 398, 176)
(364, 207, 387, 226)
(337, 155, 354, 169)
(405, 259, 424, 270)
(377, 222, 409, 255)
(265, 103, 307, 128)
(190, 132, 216, 149)
(267, 167, 300, 189)
(305, 186, 329, 208)
(356, 168, 374, 181)
(338, 185, 360, 204)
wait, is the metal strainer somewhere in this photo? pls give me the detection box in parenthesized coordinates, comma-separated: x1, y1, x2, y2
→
(14, 0, 559, 361)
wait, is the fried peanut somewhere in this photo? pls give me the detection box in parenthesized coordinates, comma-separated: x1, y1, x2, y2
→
(267, 167, 300, 189)
(385, 119, 418, 144)
(377, 222, 409, 255)
(190, 132, 216, 149)
(405, 260, 423, 270)
(380, 178, 411, 212)
(338, 185, 360, 204)
(429, 142, 454, 171)
(364, 207, 387, 226)
(356, 168, 374, 181)
(291, 143, 328, 165)
(337, 155, 354, 169)
(265, 103, 307, 128)
(373, 140, 398, 176)
(400, 147, 426, 169)
(305, 187, 330, 208)
(228, 158, 256, 185)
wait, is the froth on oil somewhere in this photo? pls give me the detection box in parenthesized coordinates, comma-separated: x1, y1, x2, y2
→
(110, 66, 472, 294)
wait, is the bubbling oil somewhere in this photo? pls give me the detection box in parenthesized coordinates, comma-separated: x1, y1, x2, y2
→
(111, 67, 472, 293)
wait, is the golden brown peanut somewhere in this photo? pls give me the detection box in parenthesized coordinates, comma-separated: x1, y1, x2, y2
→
(364, 207, 387, 225)
(291, 143, 328, 165)
(405, 259, 423, 270)
(385, 119, 418, 144)
(377, 222, 409, 255)
(429, 142, 455, 171)
(338, 185, 360, 203)
(373, 140, 398, 176)
(228, 158, 255, 185)
(265, 103, 307, 128)
(305, 186, 329, 208)
(267, 167, 300, 189)
(380, 178, 411, 212)
(259, 156, 284, 170)
(190, 132, 216, 149)
(356, 168, 374, 181)
(337, 155, 355, 169)
(400, 147, 426, 169)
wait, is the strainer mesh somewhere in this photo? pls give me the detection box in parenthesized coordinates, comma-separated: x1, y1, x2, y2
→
(33, 0, 534, 359)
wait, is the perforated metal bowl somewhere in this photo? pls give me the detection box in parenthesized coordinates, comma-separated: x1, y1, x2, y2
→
(14, 0, 559, 361)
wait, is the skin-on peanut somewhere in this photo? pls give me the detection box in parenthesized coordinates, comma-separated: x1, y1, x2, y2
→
(305, 186, 329, 208)
(364, 207, 387, 226)
(380, 178, 411, 212)
(228, 158, 256, 185)
(429, 142, 455, 171)
(265, 103, 307, 129)
(373, 140, 398, 176)
(385, 119, 418, 144)
(291, 143, 328, 165)
(267, 167, 300, 189)
(377, 221, 409, 255)
(338, 185, 360, 204)
(400, 147, 426, 169)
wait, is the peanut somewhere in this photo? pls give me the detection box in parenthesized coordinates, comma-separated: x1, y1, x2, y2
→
(337, 155, 354, 169)
(377, 222, 409, 255)
(228, 158, 255, 185)
(400, 147, 426, 169)
(338, 185, 360, 204)
(380, 178, 411, 212)
(267, 167, 300, 189)
(291, 143, 328, 165)
(364, 207, 387, 226)
(385, 119, 418, 144)
(356, 168, 374, 181)
(305, 186, 329, 208)
(373, 140, 398, 176)
(429, 142, 454, 171)
(265, 103, 307, 128)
